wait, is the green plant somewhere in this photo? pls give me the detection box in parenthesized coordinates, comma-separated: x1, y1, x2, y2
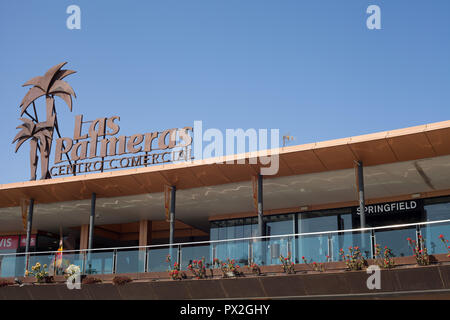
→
(188, 257, 207, 279)
(213, 258, 242, 277)
(0, 280, 14, 287)
(26, 262, 53, 283)
(374, 244, 395, 269)
(301, 256, 325, 272)
(112, 276, 132, 286)
(407, 236, 430, 266)
(166, 254, 186, 280)
(247, 260, 262, 275)
(82, 276, 102, 284)
(438, 234, 450, 257)
(279, 253, 295, 274)
(64, 264, 81, 280)
(339, 246, 366, 271)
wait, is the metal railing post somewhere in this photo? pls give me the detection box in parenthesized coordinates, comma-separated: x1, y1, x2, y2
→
(177, 245, 182, 268)
(113, 249, 117, 274)
(144, 247, 148, 273)
(370, 229, 376, 259)
(327, 234, 333, 261)
(24, 253, 30, 276)
(81, 250, 86, 274)
(416, 225, 422, 250)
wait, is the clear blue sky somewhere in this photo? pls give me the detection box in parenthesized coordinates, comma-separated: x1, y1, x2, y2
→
(1, 0, 449, 184)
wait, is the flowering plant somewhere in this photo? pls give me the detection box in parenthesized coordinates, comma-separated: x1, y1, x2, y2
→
(279, 252, 295, 274)
(112, 275, 132, 286)
(188, 257, 207, 279)
(374, 244, 395, 269)
(64, 264, 81, 279)
(247, 260, 262, 276)
(82, 276, 102, 284)
(213, 258, 242, 277)
(407, 236, 429, 266)
(339, 246, 366, 271)
(166, 254, 186, 280)
(0, 280, 13, 287)
(26, 262, 53, 283)
(438, 234, 450, 257)
(301, 256, 325, 272)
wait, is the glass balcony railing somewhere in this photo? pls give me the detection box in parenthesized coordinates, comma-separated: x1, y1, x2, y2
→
(0, 219, 449, 278)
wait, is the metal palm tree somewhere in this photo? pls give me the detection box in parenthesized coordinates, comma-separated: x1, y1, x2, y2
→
(12, 118, 54, 181)
(19, 62, 76, 179)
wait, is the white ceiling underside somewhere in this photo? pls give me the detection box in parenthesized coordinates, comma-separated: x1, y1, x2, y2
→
(1, 155, 449, 234)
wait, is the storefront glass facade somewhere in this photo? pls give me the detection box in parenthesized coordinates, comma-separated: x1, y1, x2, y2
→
(210, 196, 450, 265)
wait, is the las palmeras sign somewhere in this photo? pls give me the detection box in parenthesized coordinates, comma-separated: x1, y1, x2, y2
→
(13, 62, 193, 180)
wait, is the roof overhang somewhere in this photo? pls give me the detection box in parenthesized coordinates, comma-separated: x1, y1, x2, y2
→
(1, 120, 450, 208)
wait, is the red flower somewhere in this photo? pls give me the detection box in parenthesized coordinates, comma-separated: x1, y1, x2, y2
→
(439, 234, 444, 239)
(302, 256, 305, 260)
(407, 237, 411, 241)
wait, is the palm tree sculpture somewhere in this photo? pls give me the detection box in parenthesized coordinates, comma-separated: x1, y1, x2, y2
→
(16, 62, 76, 180)
(12, 118, 54, 181)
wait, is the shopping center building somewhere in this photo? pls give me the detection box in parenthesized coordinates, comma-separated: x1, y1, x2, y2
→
(1, 118, 450, 278)
(0, 63, 449, 282)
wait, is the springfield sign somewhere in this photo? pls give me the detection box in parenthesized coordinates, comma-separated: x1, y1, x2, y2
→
(355, 200, 420, 216)
(51, 115, 193, 177)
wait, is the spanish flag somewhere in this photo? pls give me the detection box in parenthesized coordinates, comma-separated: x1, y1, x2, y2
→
(56, 240, 63, 268)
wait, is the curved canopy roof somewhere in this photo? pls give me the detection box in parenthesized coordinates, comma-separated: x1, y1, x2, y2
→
(0, 120, 450, 208)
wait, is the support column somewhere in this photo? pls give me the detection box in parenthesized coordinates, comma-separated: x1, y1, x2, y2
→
(80, 225, 89, 250)
(252, 175, 265, 265)
(356, 161, 366, 229)
(356, 161, 368, 257)
(169, 187, 176, 246)
(85, 193, 96, 274)
(24, 199, 34, 273)
(25, 199, 34, 254)
(88, 193, 96, 250)
(139, 220, 152, 273)
(257, 175, 264, 237)
(139, 220, 152, 247)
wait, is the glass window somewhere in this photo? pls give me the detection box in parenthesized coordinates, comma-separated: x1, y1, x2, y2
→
(298, 209, 347, 233)
(266, 214, 294, 236)
(374, 227, 416, 257)
(424, 197, 450, 222)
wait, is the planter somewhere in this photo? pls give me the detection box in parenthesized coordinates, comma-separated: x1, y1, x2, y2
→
(36, 276, 54, 284)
